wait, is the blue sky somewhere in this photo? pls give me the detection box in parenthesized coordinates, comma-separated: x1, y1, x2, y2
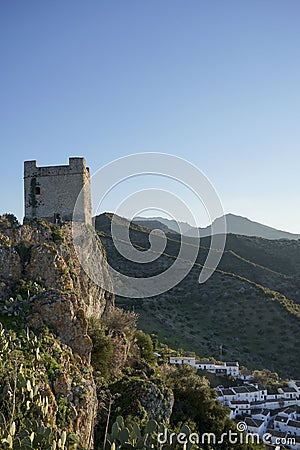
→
(1, 1, 300, 231)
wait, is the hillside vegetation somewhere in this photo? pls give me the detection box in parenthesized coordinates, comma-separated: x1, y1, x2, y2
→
(96, 213, 300, 379)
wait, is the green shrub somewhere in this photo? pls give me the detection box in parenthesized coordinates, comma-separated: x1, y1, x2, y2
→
(13, 279, 44, 299)
(51, 226, 63, 244)
(16, 241, 32, 265)
(2, 213, 19, 228)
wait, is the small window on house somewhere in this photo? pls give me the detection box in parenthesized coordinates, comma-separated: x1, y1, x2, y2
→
(35, 186, 41, 195)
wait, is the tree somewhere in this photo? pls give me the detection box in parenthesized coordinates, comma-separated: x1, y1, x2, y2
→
(135, 330, 155, 364)
(160, 364, 264, 450)
(88, 317, 114, 380)
(252, 369, 280, 387)
(103, 307, 138, 359)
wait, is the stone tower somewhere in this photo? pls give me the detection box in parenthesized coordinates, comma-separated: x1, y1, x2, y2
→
(24, 157, 92, 225)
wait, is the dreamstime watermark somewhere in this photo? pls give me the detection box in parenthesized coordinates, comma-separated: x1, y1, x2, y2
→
(157, 422, 296, 448)
(72, 153, 226, 298)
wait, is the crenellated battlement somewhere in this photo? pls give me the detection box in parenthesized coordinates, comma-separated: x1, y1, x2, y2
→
(24, 157, 89, 178)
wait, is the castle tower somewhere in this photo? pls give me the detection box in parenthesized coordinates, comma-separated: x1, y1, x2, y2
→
(24, 157, 92, 225)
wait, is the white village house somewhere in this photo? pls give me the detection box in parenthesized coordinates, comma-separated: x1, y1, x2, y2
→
(169, 356, 239, 377)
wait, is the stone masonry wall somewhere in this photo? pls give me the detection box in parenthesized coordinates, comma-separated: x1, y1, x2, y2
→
(24, 157, 92, 225)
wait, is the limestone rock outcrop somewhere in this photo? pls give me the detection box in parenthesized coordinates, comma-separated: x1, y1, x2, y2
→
(0, 219, 114, 326)
(0, 217, 113, 449)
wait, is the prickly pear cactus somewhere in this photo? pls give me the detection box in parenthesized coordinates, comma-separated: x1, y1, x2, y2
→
(104, 416, 201, 450)
(0, 319, 82, 449)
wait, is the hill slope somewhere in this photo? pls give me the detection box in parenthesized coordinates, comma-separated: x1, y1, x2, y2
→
(96, 213, 300, 378)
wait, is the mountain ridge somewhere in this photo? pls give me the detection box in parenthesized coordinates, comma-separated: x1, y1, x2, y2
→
(133, 213, 300, 240)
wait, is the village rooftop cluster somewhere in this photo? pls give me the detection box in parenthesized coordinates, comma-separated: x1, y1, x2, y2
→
(170, 357, 300, 449)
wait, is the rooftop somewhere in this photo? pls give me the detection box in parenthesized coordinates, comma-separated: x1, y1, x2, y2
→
(170, 356, 195, 360)
(274, 414, 287, 423)
(280, 386, 297, 393)
(287, 419, 300, 429)
(245, 417, 264, 428)
(233, 386, 250, 394)
(231, 400, 250, 405)
(252, 408, 270, 416)
(222, 389, 235, 396)
(282, 407, 297, 415)
(266, 429, 287, 439)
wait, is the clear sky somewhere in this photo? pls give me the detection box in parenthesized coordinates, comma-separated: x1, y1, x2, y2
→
(1, 0, 300, 231)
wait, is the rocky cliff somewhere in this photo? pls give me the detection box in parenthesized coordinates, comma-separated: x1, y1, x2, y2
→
(0, 217, 114, 449)
(0, 218, 114, 351)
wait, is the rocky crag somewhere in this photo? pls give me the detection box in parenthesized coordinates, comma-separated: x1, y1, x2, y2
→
(0, 217, 114, 448)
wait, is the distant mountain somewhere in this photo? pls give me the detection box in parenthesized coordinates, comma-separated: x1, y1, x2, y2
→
(199, 213, 300, 240)
(132, 216, 189, 234)
(133, 213, 300, 240)
(132, 218, 174, 234)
